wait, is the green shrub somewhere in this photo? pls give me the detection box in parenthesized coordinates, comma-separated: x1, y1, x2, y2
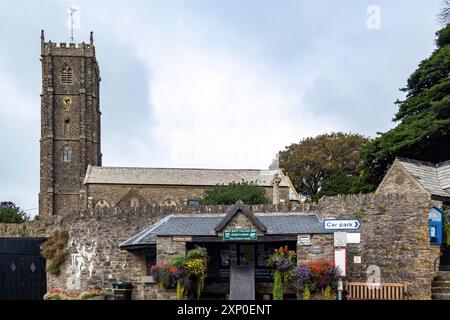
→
(41, 229, 69, 276)
(323, 285, 333, 300)
(0, 202, 28, 223)
(273, 270, 284, 300)
(202, 181, 270, 205)
(303, 286, 311, 300)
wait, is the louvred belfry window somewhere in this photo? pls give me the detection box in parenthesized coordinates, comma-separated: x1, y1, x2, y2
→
(62, 64, 73, 85)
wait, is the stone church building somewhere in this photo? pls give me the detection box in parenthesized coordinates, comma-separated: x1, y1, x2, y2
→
(38, 30, 300, 218)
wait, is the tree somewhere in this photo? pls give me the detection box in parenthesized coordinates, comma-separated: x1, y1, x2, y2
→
(202, 181, 270, 205)
(0, 202, 29, 223)
(360, 24, 450, 190)
(316, 171, 360, 199)
(439, 1, 450, 25)
(278, 133, 369, 201)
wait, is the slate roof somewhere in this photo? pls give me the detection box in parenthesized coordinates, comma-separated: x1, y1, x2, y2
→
(438, 161, 450, 190)
(397, 158, 450, 199)
(119, 212, 332, 249)
(84, 166, 291, 187)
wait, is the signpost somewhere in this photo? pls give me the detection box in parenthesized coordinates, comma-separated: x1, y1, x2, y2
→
(224, 229, 257, 240)
(324, 219, 361, 231)
(334, 247, 347, 277)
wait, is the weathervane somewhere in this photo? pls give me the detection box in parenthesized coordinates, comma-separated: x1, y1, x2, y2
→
(68, 5, 78, 43)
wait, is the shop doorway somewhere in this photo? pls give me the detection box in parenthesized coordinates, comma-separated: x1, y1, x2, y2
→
(229, 244, 255, 300)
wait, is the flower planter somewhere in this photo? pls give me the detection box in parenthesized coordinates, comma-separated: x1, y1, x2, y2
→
(86, 295, 106, 300)
(157, 288, 177, 300)
(142, 276, 156, 284)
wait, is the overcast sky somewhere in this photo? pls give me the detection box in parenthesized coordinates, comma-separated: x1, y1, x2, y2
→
(0, 0, 443, 216)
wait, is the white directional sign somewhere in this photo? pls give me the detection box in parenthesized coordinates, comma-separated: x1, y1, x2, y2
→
(334, 232, 347, 247)
(324, 219, 361, 230)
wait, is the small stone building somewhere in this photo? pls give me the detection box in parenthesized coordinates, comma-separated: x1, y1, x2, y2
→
(377, 157, 450, 207)
(119, 201, 337, 299)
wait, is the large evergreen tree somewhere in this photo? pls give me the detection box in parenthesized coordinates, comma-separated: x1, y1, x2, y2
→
(360, 24, 450, 190)
(439, 1, 450, 25)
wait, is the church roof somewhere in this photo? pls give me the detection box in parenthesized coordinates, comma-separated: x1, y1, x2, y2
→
(84, 165, 291, 187)
(396, 158, 450, 199)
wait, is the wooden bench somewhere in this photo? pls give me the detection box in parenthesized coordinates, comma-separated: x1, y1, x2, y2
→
(345, 282, 409, 300)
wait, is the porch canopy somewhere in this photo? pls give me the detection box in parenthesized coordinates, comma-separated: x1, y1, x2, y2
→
(119, 201, 332, 250)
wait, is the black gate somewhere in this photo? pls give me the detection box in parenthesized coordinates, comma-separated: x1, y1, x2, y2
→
(0, 238, 47, 300)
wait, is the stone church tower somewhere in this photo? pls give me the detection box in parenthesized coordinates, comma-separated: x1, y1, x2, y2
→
(39, 30, 102, 217)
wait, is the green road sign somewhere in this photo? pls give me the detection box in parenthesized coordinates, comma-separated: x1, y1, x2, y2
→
(223, 229, 257, 240)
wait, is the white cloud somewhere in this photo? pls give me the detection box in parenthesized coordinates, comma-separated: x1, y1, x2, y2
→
(0, 71, 39, 127)
(91, 4, 341, 169)
(0, 69, 40, 215)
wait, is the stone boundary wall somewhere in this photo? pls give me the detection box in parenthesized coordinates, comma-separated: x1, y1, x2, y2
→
(0, 193, 439, 299)
(318, 192, 439, 299)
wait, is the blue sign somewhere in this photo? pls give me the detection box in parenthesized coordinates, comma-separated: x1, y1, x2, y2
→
(429, 207, 443, 245)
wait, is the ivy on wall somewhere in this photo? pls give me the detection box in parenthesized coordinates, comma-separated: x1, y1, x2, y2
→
(41, 229, 69, 276)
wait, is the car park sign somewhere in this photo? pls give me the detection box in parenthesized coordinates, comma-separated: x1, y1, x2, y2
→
(324, 219, 361, 230)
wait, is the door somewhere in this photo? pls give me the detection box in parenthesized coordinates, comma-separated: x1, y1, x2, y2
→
(229, 244, 255, 300)
(0, 238, 47, 300)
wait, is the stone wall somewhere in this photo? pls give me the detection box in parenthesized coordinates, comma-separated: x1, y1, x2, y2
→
(318, 192, 439, 299)
(86, 184, 291, 208)
(156, 236, 187, 265)
(297, 234, 334, 263)
(217, 211, 265, 237)
(0, 192, 439, 299)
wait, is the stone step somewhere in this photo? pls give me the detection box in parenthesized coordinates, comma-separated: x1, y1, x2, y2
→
(432, 287, 450, 293)
(432, 292, 450, 300)
(438, 272, 450, 280)
(432, 280, 450, 288)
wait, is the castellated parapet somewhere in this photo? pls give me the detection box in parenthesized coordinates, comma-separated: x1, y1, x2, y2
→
(40, 30, 96, 57)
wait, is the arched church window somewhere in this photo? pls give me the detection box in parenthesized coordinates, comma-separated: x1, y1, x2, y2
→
(161, 199, 178, 207)
(130, 197, 140, 208)
(63, 146, 72, 162)
(62, 64, 73, 85)
(95, 199, 110, 209)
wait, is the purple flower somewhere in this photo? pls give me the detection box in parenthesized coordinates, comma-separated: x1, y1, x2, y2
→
(293, 264, 311, 290)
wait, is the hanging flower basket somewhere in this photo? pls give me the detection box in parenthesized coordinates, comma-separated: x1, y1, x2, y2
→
(266, 246, 297, 300)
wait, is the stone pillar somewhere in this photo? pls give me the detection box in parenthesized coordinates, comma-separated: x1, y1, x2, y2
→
(272, 174, 282, 205)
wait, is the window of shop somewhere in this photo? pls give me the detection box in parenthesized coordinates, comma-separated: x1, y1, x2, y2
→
(144, 246, 157, 276)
